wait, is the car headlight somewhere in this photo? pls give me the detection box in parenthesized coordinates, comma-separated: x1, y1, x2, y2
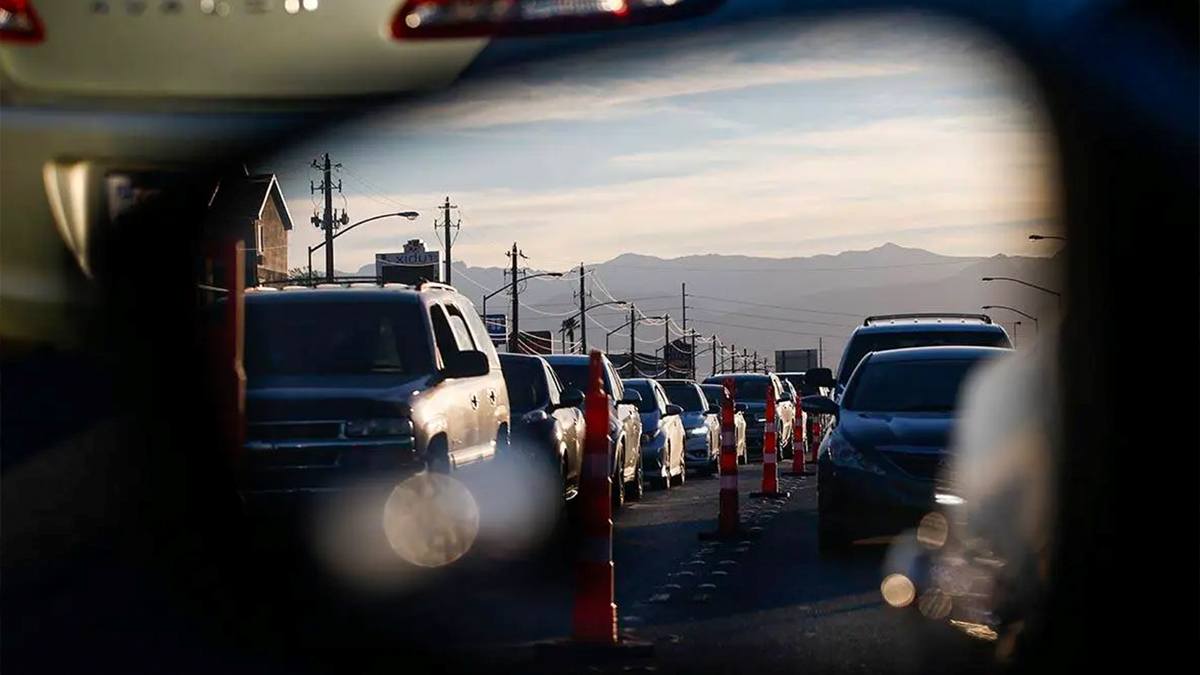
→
(345, 418, 413, 438)
(825, 433, 886, 475)
(688, 427, 709, 437)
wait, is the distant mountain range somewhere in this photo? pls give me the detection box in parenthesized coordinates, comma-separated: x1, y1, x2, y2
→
(355, 243, 1063, 369)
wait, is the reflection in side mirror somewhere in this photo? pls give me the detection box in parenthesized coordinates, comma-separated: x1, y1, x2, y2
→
(620, 390, 643, 406)
(558, 388, 585, 409)
(805, 367, 835, 389)
(444, 350, 490, 378)
(801, 395, 838, 417)
(735, 403, 748, 413)
(664, 404, 683, 417)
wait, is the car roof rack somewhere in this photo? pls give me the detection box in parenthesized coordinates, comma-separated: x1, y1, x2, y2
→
(862, 313, 992, 326)
(418, 281, 458, 292)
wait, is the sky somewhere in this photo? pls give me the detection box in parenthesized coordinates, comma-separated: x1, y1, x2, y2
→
(267, 12, 1057, 275)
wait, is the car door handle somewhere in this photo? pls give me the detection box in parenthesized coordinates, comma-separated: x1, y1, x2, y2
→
(470, 395, 479, 409)
(488, 389, 497, 405)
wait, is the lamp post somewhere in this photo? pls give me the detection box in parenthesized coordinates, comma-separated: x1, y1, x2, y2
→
(481, 270, 565, 330)
(982, 304, 1039, 334)
(981, 276, 1062, 307)
(307, 210, 419, 282)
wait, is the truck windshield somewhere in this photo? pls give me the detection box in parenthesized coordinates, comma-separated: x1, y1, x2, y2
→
(244, 300, 433, 377)
(839, 330, 1011, 385)
(500, 358, 550, 415)
(549, 362, 613, 399)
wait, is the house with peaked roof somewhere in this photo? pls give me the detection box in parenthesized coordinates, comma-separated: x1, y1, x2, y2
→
(204, 169, 292, 286)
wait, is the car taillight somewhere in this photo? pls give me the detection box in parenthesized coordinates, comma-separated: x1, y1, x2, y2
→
(0, 0, 43, 44)
(391, 0, 718, 39)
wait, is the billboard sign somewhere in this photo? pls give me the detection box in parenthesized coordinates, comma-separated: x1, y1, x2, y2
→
(483, 314, 507, 345)
(775, 348, 819, 373)
(376, 239, 440, 284)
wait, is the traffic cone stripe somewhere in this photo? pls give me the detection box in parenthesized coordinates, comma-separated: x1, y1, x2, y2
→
(580, 535, 613, 562)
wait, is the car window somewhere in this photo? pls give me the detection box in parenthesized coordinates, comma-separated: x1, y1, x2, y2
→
(244, 300, 433, 377)
(843, 357, 993, 412)
(626, 381, 660, 413)
(500, 357, 549, 415)
(663, 383, 706, 412)
(443, 304, 477, 352)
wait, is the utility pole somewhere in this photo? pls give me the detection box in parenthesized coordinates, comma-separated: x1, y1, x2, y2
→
(742, 348, 749, 373)
(507, 243, 526, 353)
(310, 153, 343, 281)
(440, 196, 458, 284)
(629, 305, 637, 377)
(818, 337, 823, 368)
(712, 335, 718, 376)
(663, 314, 670, 377)
(578, 263, 588, 353)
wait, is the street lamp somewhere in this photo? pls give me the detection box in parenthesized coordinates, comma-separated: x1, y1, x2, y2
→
(1028, 234, 1067, 242)
(307, 210, 420, 282)
(480, 271, 565, 321)
(982, 304, 1039, 334)
(981, 276, 1062, 307)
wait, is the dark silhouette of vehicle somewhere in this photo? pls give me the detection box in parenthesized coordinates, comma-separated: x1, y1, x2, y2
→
(499, 353, 585, 503)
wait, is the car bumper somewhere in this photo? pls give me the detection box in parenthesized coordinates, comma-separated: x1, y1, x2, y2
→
(239, 436, 421, 494)
(818, 460, 941, 536)
(684, 435, 714, 466)
(641, 435, 666, 470)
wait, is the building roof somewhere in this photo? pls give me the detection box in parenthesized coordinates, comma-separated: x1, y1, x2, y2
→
(205, 173, 294, 231)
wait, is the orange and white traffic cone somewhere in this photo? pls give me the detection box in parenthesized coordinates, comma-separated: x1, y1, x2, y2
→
(752, 382, 789, 499)
(700, 378, 750, 540)
(572, 351, 618, 644)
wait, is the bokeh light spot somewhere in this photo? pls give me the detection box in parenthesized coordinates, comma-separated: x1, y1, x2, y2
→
(881, 573, 916, 608)
(383, 472, 479, 567)
(917, 511, 949, 549)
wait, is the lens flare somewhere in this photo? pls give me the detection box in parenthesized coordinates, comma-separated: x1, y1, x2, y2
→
(917, 511, 949, 549)
(881, 573, 916, 608)
(383, 472, 480, 567)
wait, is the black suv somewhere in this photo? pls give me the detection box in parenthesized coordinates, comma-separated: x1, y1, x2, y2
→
(239, 283, 510, 499)
(829, 314, 1012, 401)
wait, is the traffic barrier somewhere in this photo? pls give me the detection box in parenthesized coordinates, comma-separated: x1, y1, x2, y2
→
(539, 351, 653, 659)
(787, 407, 806, 476)
(572, 350, 618, 644)
(751, 382, 789, 499)
(700, 378, 753, 540)
(809, 419, 821, 465)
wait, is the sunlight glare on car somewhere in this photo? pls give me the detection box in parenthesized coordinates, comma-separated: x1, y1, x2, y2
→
(383, 472, 480, 568)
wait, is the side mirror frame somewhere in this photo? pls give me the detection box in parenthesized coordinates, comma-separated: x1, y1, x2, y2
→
(801, 394, 839, 418)
(664, 403, 683, 417)
(734, 402, 748, 413)
(707, 404, 720, 415)
(619, 389, 643, 407)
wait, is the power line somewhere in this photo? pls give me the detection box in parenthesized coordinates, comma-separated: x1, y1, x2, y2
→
(602, 259, 978, 273)
(687, 318, 847, 340)
(688, 293, 862, 318)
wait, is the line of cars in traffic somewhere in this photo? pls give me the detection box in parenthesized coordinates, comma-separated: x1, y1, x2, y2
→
(234, 280, 820, 527)
(234, 280, 1016, 561)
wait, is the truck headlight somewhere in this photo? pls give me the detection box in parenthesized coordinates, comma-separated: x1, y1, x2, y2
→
(345, 418, 413, 438)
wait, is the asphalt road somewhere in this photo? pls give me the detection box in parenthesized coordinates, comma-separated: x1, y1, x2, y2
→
(245, 463, 1000, 675)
